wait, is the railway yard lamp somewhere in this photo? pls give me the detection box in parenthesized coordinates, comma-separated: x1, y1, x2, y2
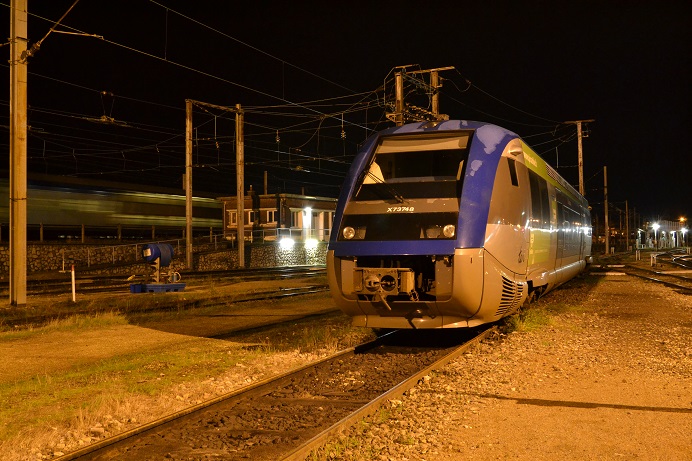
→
(637, 229, 643, 249)
(652, 223, 660, 250)
(681, 217, 688, 247)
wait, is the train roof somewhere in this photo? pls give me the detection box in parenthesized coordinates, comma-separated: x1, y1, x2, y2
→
(358, 120, 586, 206)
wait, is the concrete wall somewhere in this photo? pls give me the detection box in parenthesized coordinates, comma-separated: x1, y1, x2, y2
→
(0, 241, 328, 276)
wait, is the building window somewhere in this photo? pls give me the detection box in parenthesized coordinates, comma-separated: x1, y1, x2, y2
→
(228, 211, 237, 227)
(267, 210, 277, 223)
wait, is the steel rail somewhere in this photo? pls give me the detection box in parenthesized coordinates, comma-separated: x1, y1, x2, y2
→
(54, 328, 495, 460)
(620, 266, 692, 293)
(2, 285, 330, 330)
(281, 326, 497, 460)
(53, 337, 384, 461)
(0, 266, 326, 293)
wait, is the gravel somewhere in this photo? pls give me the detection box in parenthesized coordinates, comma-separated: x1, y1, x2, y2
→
(312, 273, 692, 460)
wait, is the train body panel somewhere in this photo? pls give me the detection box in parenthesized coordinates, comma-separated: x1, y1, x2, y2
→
(327, 120, 591, 329)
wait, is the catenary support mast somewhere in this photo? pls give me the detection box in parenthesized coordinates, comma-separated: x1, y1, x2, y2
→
(185, 100, 193, 269)
(564, 119, 595, 196)
(9, 0, 28, 306)
(235, 104, 245, 268)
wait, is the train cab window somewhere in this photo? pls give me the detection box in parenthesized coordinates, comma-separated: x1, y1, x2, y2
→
(355, 132, 472, 200)
(487, 157, 529, 227)
(507, 158, 519, 187)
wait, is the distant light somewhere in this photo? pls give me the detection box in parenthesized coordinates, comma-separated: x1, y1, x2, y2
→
(279, 237, 295, 249)
(303, 207, 312, 230)
(305, 238, 318, 249)
(652, 223, 660, 231)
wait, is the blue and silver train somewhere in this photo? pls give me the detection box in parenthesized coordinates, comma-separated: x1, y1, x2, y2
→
(327, 120, 592, 329)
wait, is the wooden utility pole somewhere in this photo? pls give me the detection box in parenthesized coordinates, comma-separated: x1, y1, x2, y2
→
(604, 166, 609, 255)
(625, 200, 630, 252)
(388, 66, 454, 125)
(393, 71, 404, 126)
(564, 119, 594, 196)
(430, 70, 441, 118)
(235, 104, 245, 268)
(185, 99, 193, 269)
(410, 66, 454, 120)
(185, 99, 244, 268)
(9, 0, 28, 306)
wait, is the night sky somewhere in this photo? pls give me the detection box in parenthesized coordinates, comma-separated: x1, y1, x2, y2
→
(2, 0, 690, 225)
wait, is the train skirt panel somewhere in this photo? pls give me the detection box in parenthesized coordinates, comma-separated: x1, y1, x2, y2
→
(327, 246, 529, 329)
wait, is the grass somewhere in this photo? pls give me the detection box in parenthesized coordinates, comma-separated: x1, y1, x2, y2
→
(502, 283, 593, 334)
(0, 311, 128, 341)
(0, 334, 254, 445)
(227, 311, 375, 354)
(503, 305, 553, 333)
(0, 304, 374, 459)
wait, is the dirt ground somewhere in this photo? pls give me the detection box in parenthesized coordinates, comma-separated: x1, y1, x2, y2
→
(2, 263, 691, 460)
(0, 282, 351, 461)
(319, 269, 692, 460)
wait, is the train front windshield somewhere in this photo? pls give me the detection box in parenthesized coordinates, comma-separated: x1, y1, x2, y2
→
(341, 132, 471, 242)
(355, 132, 471, 201)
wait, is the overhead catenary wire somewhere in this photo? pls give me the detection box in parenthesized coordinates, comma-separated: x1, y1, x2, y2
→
(2, 2, 373, 134)
(148, 0, 358, 95)
(1, 2, 591, 195)
(24, 0, 82, 60)
(453, 69, 561, 125)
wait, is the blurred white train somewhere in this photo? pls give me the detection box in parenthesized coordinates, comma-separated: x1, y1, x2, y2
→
(0, 174, 222, 239)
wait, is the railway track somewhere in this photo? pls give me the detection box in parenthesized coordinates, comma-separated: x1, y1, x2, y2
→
(619, 266, 692, 293)
(0, 266, 326, 296)
(0, 266, 329, 329)
(55, 327, 496, 461)
(1, 284, 329, 330)
(593, 250, 692, 293)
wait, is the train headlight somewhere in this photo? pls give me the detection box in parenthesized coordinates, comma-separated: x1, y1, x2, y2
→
(425, 225, 441, 238)
(443, 224, 456, 238)
(343, 226, 356, 240)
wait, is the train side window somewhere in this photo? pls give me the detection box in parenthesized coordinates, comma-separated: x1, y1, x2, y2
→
(528, 170, 550, 229)
(507, 158, 519, 187)
(539, 180, 550, 229)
